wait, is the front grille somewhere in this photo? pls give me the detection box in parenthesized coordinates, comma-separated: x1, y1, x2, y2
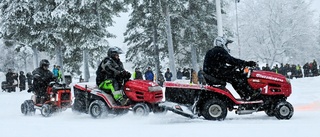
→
(136, 91, 144, 99)
(155, 93, 163, 99)
(61, 93, 70, 100)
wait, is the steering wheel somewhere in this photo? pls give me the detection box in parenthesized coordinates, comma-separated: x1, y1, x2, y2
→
(231, 65, 253, 78)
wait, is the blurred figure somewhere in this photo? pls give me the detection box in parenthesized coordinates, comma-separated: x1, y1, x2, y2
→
(26, 72, 33, 90)
(176, 68, 183, 79)
(19, 71, 26, 92)
(133, 67, 143, 80)
(190, 69, 198, 84)
(198, 67, 205, 85)
(144, 67, 154, 81)
(164, 68, 172, 81)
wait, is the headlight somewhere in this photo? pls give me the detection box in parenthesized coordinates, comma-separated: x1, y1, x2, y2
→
(148, 86, 162, 92)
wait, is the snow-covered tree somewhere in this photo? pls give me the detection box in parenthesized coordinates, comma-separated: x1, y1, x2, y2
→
(236, 0, 319, 66)
(125, 0, 230, 78)
(124, 0, 166, 80)
(0, 0, 127, 78)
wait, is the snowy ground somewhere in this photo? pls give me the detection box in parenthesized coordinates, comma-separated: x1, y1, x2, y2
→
(1, 74, 320, 137)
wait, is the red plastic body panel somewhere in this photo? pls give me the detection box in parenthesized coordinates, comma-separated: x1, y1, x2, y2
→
(73, 80, 163, 108)
(164, 70, 291, 105)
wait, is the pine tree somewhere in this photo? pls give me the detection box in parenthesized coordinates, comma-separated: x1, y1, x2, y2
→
(125, 0, 227, 75)
(0, 0, 127, 77)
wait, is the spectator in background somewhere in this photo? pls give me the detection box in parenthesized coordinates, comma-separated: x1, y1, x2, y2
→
(52, 65, 58, 77)
(296, 64, 302, 78)
(253, 64, 261, 70)
(157, 71, 165, 87)
(279, 63, 284, 76)
(182, 68, 190, 80)
(312, 59, 318, 76)
(272, 64, 279, 73)
(176, 68, 183, 79)
(26, 72, 33, 90)
(198, 67, 205, 85)
(262, 63, 271, 71)
(144, 67, 154, 81)
(190, 69, 198, 84)
(133, 67, 143, 80)
(19, 71, 26, 92)
(56, 66, 62, 82)
(164, 68, 172, 81)
(5, 69, 16, 92)
(303, 63, 310, 77)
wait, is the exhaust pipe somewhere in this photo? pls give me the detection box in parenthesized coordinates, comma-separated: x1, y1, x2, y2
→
(236, 110, 255, 115)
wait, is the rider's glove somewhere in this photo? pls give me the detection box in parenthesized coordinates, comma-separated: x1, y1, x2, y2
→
(245, 61, 256, 67)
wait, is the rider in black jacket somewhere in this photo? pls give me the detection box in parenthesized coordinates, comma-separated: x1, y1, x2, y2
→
(203, 36, 258, 100)
(96, 47, 130, 105)
(31, 59, 55, 103)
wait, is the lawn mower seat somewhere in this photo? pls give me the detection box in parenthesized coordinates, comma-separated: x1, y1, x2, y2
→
(202, 72, 226, 87)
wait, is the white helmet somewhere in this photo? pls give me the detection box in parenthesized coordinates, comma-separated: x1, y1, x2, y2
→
(214, 36, 233, 53)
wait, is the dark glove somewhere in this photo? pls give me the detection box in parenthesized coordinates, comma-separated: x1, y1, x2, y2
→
(245, 61, 256, 67)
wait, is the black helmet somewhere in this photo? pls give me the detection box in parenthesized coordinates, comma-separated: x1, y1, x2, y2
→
(107, 47, 123, 59)
(20, 71, 24, 75)
(39, 59, 50, 67)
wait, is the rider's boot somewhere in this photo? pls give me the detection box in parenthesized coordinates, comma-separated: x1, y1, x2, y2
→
(118, 97, 129, 106)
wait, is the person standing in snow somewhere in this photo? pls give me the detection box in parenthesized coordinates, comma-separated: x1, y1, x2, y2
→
(176, 68, 183, 79)
(133, 67, 143, 80)
(198, 67, 205, 85)
(19, 71, 26, 91)
(96, 47, 130, 106)
(52, 65, 58, 77)
(5, 69, 16, 92)
(144, 67, 154, 81)
(26, 72, 33, 90)
(164, 68, 172, 81)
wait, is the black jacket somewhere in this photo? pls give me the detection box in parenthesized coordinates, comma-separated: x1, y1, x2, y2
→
(96, 57, 124, 86)
(32, 67, 55, 86)
(203, 46, 246, 76)
(19, 74, 26, 84)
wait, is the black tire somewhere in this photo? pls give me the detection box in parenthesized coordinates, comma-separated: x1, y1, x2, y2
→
(265, 109, 275, 117)
(72, 99, 85, 114)
(89, 100, 109, 118)
(274, 101, 294, 120)
(41, 104, 52, 117)
(132, 103, 150, 116)
(21, 102, 28, 115)
(201, 98, 227, 121)
(21, 100, 35, 115)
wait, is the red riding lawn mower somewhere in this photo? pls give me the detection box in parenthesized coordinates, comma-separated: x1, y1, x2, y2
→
(21, 82, 72, 117)
(72, 79, 165, 118)
(161, 68, 294, 120)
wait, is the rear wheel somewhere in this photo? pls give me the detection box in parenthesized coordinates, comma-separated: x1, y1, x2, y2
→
(41, 104, 52, 117)
(274, 101, 294, 120)
(89, 100, 109, 118)
(21, 100, 35, 115)
(201, 98, 227, 120)
(133, 103, 150, 116)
